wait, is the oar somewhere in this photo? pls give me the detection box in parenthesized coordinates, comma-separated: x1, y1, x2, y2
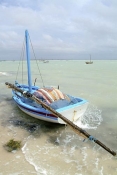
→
(5, 82, 116, 156)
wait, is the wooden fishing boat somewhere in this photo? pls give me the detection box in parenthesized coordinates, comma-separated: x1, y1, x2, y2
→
(85, 54, 93, 64)
(6, 30, 88, 124)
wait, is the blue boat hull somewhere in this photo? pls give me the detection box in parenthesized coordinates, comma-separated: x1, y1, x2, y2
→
(12, 86, 88, 124)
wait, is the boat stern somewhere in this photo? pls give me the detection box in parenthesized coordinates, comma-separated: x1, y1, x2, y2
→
(56, 99, 88, 124)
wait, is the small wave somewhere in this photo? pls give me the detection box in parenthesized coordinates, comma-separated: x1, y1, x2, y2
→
(0, 71, 11, 76)
(75, 104, 102, 130)
(22, 139, 48, 175)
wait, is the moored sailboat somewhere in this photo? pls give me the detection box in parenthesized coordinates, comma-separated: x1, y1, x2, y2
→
(6, 30, 88, 124)
(85, 54, 93, 64)
(5, 30, 117, 156)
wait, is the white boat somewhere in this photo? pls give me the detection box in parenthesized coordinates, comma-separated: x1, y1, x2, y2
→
(43, 60, 49, 63)
(6, 30, 88, 124)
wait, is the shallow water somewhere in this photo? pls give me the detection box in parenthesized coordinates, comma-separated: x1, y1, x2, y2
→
(0, 60, 117, 175)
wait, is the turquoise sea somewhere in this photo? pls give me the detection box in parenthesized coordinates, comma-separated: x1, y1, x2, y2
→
(0, 60, 117, 175)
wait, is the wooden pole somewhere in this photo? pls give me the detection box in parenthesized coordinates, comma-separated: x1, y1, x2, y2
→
(5, 82, 116, 156)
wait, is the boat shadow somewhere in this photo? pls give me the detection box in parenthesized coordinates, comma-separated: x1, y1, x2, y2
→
(7, 105, 64, 134)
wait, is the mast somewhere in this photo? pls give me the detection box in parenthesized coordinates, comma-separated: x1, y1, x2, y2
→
(25, 30, 32, 93)
(90, 54, 91, 62)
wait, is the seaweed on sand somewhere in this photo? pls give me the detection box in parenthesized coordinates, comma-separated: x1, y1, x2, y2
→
(4, 139, 22, 152)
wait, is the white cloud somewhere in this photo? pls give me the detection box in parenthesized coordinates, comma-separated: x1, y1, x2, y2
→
(43, 34, 52, 41)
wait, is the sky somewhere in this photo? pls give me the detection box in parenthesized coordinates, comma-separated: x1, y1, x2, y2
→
(0, 0, 117, 60)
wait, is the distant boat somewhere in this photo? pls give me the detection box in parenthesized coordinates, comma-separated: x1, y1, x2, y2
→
(5, 30, 88, 124)
(85, 55, 93, 64)
(43, 60, 49, 63)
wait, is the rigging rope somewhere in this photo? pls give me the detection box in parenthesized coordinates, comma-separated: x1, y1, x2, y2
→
(29, 35, 45, 87)
(16, 35, 45, 87)
(16, 38, 25, 84)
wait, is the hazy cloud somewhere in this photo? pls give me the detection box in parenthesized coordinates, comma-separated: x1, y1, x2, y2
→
(0, 0, 117, 60)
